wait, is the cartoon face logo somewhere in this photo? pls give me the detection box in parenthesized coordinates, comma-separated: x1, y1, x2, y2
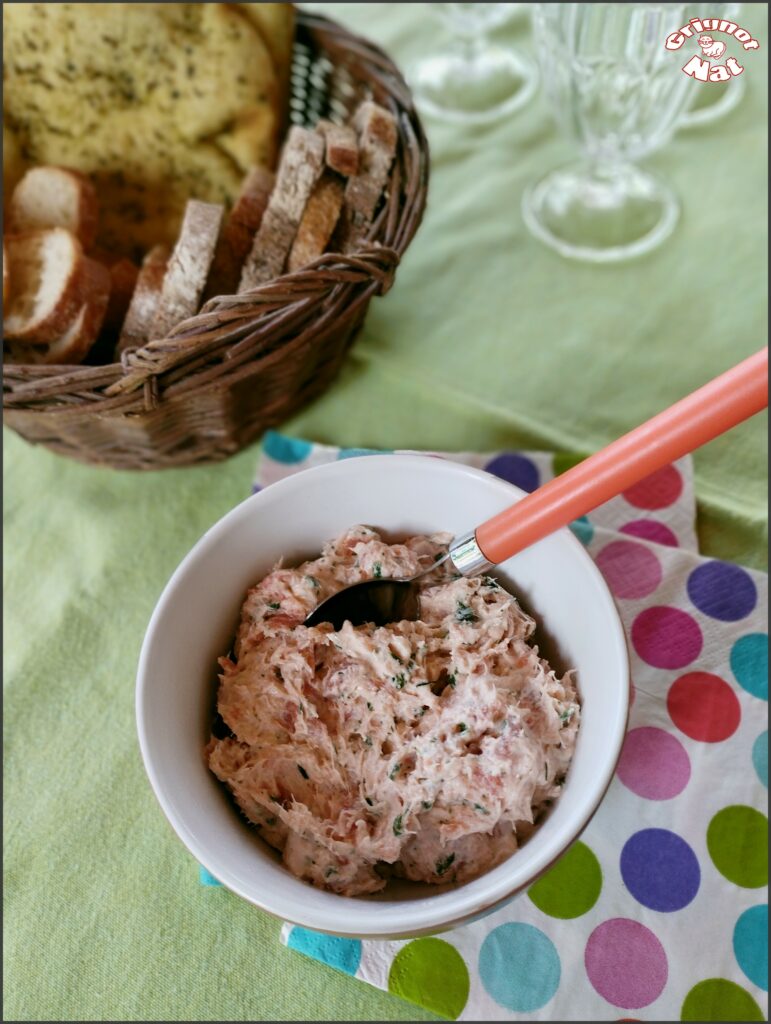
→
(698, 34, 727, 58)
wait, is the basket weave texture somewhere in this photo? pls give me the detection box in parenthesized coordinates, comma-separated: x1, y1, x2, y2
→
(2, 12, 429, 470)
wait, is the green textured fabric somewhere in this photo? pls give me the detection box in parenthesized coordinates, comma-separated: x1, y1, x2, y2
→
(3, 4, 767, 1021)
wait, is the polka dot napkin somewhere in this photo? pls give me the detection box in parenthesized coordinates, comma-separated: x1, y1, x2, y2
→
(204, 432, 769, 1022)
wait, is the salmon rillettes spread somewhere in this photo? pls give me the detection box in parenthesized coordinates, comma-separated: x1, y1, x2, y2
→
(206, 526, 580, 896)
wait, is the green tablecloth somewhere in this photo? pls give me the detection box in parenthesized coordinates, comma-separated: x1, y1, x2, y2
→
(4, 4, 767, 1021)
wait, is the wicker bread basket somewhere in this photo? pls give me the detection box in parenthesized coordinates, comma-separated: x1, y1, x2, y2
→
(2, 11, 429, 470)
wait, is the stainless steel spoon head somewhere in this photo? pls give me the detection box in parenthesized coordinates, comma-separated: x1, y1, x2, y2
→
(304, 577, 421, 629)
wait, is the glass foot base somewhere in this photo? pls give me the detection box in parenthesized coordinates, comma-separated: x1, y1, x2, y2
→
(522, 163, 680, 263)
(409, 47, 537, 125)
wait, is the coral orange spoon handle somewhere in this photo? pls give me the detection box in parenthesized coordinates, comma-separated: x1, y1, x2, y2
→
(475, 347, 769, 565)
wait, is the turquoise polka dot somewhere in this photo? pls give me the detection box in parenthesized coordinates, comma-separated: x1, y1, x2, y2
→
(198, 865, 222, 887)
(479, 922, 561, 1012)
(733, 905, 768, 990)
(730, 634, 768, 701)
(337, 447, 392, 459)
(753, 731, 768, 788)
(286, 927, 362, 976)
(570, 515, 594, 545)
(263, 431, 313, 464)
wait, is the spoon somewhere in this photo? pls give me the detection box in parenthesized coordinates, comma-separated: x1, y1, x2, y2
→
(306, 347, 768, 630)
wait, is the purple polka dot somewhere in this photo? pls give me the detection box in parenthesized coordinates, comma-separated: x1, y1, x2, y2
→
(484, 453, 540, 493)
(250, 483, 263, 495)
(632, 606, 703, 669)
(585, 919, 668, 1009)
(620, 520, 679, 548)
(620, 829, 700, 911)
(687, 561, 758, 621)
(596, 540, 663, 600)
(616, 727, 691, 799)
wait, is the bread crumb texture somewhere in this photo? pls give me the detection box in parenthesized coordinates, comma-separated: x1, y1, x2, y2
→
(3, 3, 291, 257)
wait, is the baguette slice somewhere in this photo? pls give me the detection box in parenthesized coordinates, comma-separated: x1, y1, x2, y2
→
(287, 173, 345, 273)
(340, 101, 398, 252)
(4, 228, 100, 344)
(239, 126, 325, 290)
(150, 200, 224, 339)
(8, 166, 99, 250)
(5, 261, 110, 365)
(204, 166, 275, 300)
(116, 245, 170, 355)
(316, 120, 359, 178)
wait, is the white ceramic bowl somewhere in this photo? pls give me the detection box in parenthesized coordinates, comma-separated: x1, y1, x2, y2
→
(136, 455, 629, 938)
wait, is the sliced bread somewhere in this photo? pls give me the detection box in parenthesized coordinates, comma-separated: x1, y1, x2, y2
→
(116, 245, 170, 355)
(205, 166, 275, 300)
(8, 166, 99, 250)
(239, 126, 325, 290)
(5, 261, 110, 365)
(340, 101, 398, 251)
(316, 120, 359, 178)
(4, 228, 102, 344)
(287, 173, 345, 272)
(150, 200, 224, 339)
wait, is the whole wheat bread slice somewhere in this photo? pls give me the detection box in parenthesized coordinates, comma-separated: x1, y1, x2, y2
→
(339, 101, 398, 252)
(239, 126, 325, 291)
(316, 120, 359, 178)
(116, 244, 170, 355)
(150, 200, 224, 339)
(287, 172, 345, 273)
(4, 228, 101, 344)
(8, 166, 99, 250)
(204, 165, 275, 300)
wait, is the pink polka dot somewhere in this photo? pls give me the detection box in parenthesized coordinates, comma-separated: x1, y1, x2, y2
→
(623, 465, 683, 510)
(616, 727, 691, 799)
(620, 519, 679, 548)
(632, 606, 703, 669)
(585, 919, 668, 1009)
(596, 540, 663, 600)
(667, 672, 741, 742)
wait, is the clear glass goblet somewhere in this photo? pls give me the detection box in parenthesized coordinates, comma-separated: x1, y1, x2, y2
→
(409, 3, 538, 124)
(522, 3, 699, 263)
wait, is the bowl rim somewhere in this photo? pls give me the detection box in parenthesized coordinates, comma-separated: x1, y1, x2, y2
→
(136, 453, 630, 938)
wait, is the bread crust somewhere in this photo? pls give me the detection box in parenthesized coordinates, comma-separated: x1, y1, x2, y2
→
(150, 200, 224, 338)
(287, 173, 344, 272)
(117, 244, 170, 354)
(239, 126, 324, 290)
(205, 166, 275, 299)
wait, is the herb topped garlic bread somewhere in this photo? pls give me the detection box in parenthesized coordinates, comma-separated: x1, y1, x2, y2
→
(3, 3, 294, 258)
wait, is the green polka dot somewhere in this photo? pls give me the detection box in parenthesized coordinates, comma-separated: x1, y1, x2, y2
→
(553, 451, 587, 476)
(707, 806, 768, 888)
(681, 978, 765, 1021)
(527, 840, 603, 918)
(388, 938, 470, 1020)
